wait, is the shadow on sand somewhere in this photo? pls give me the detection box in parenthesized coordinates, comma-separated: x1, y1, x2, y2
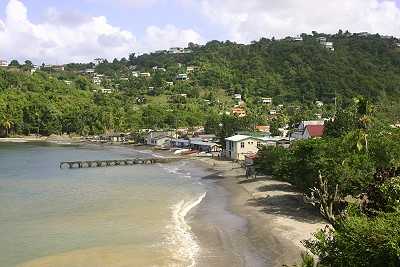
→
(242, 176, 326, 224)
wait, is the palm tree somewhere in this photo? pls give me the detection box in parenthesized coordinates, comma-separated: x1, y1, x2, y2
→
(3, 120, 11, 136)
(354, 96, 372, 151)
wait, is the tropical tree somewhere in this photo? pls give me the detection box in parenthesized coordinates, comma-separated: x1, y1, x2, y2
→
(2, 118, 11, 136)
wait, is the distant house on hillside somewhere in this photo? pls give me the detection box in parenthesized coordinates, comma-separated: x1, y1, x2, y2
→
(233, 94, 242, 100)
(291, 120, 325, 140)
(303, 125, 324, 139)
(0, 60, 8, 67)
(186, 66, 195, 73)
(256, 126, 270, 133)
(232, 108, 246, 117)
(291, 36, 303, 41)
(93, 88, 113, 93)
(316, 37, 334, 50)
(177, 74, 187, 80)
(260, 97, 272, 104)
(52, 64, 65, 71)
(357, 32, 370, 37)
(93, 58, 103, 66)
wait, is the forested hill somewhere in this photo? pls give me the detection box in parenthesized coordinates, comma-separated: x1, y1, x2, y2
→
(1, 31, 400, 136)
(127, 32, 400, 104)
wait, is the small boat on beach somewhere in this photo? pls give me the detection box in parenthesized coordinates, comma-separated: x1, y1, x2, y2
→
(174, 148, 190, 154)
(181, 150, 199, 155)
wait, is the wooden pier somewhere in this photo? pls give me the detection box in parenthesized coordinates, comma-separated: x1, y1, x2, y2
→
(60, 157, 182, 168)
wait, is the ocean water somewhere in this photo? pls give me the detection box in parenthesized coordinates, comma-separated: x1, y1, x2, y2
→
(0, 142, 208, 267)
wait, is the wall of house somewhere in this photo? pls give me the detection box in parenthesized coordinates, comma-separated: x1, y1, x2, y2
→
(226, 138, 264, 161)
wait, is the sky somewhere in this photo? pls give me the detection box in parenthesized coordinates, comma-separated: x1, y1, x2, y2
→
(1, 0, 400, 65)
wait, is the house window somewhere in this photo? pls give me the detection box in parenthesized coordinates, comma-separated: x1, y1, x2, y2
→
(240, 142, 245, 148)
(248, 141, 253, 145)
(257, 142, 261, 147)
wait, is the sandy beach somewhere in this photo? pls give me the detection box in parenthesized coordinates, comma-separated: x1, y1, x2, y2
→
(188, 155, 328, 267)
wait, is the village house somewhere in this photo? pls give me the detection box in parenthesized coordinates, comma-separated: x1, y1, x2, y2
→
(357, 32, 370, 37)
(85, 69, 95, 75)
(291, 36, 303, 41)
(316, 37, 334, 50)
(0, 60, 8, 67)
(302, 125, 324, 139)
(52, 64, 65, 71)
(316, 37, 327, 44)
(146, 131, 175, 146)
(260, 97, 272, 104)
(166, 81, 174, 86)
(170, 138, 190, 148)
(93, 58, 103, 66)
(290, 120, 325, 140)
(100, 133, 125, 142)
(93, 74, 104, 85)
(233, 94, 242, 100)
(168, 47, 192, 54)
(225, 135, 293, 161)
(93, 88, 113, 93)
(141, 72, 151, 78)
(177, 74, 187, 80)
(225, 135, 264, 161)
(231, 108, 246, 117)
(169, 47, 184, 54)
(256, 125, 270, 133)
(190, 134, 218, 143)
(186, 66, 195, 73)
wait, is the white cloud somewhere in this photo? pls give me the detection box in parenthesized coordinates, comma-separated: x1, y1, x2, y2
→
(3, 0, 399, 64)
(200, 0, 400, 42)
(142, 24, 204, 52)
(84, 0, 158, 8)
(0, 0, 140, 64)
(0, 0, 205, 64)
(42, 7, 90, 27)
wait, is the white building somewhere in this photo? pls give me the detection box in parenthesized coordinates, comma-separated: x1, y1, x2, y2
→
(225, 135, 292, 161)
(0, 60, 8, 67)
(225, 135, 263, 161)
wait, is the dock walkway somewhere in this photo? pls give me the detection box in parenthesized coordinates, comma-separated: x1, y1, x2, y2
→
(60, 157, 182, 168)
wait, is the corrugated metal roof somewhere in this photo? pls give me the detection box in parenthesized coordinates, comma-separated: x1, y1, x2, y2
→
(190, 141, 218, 146)
(306, 125, 324, 137)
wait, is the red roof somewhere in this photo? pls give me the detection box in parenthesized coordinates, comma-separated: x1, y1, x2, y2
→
(306, 125, 324, 137)
(245, 154, 260, 159)
(256, 126, 270, 132)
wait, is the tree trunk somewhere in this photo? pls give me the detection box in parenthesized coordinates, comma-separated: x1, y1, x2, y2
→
(307, 171, 339, 225)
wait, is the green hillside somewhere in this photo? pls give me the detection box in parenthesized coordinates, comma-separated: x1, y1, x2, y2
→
(1, 31, 400, 137)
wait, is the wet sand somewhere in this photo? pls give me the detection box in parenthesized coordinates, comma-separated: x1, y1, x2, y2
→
(189, 156, 328, 267)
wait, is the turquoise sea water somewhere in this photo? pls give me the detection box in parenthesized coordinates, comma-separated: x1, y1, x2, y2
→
(0, 142, 207, 266)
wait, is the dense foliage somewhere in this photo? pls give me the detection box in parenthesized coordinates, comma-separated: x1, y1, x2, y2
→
(1, 31, 400, 138)
(256, 102, 400, 266)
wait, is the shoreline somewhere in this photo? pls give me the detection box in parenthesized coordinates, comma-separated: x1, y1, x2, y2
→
(2, 137, 328, 266)
(188, 156, 328, 266)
